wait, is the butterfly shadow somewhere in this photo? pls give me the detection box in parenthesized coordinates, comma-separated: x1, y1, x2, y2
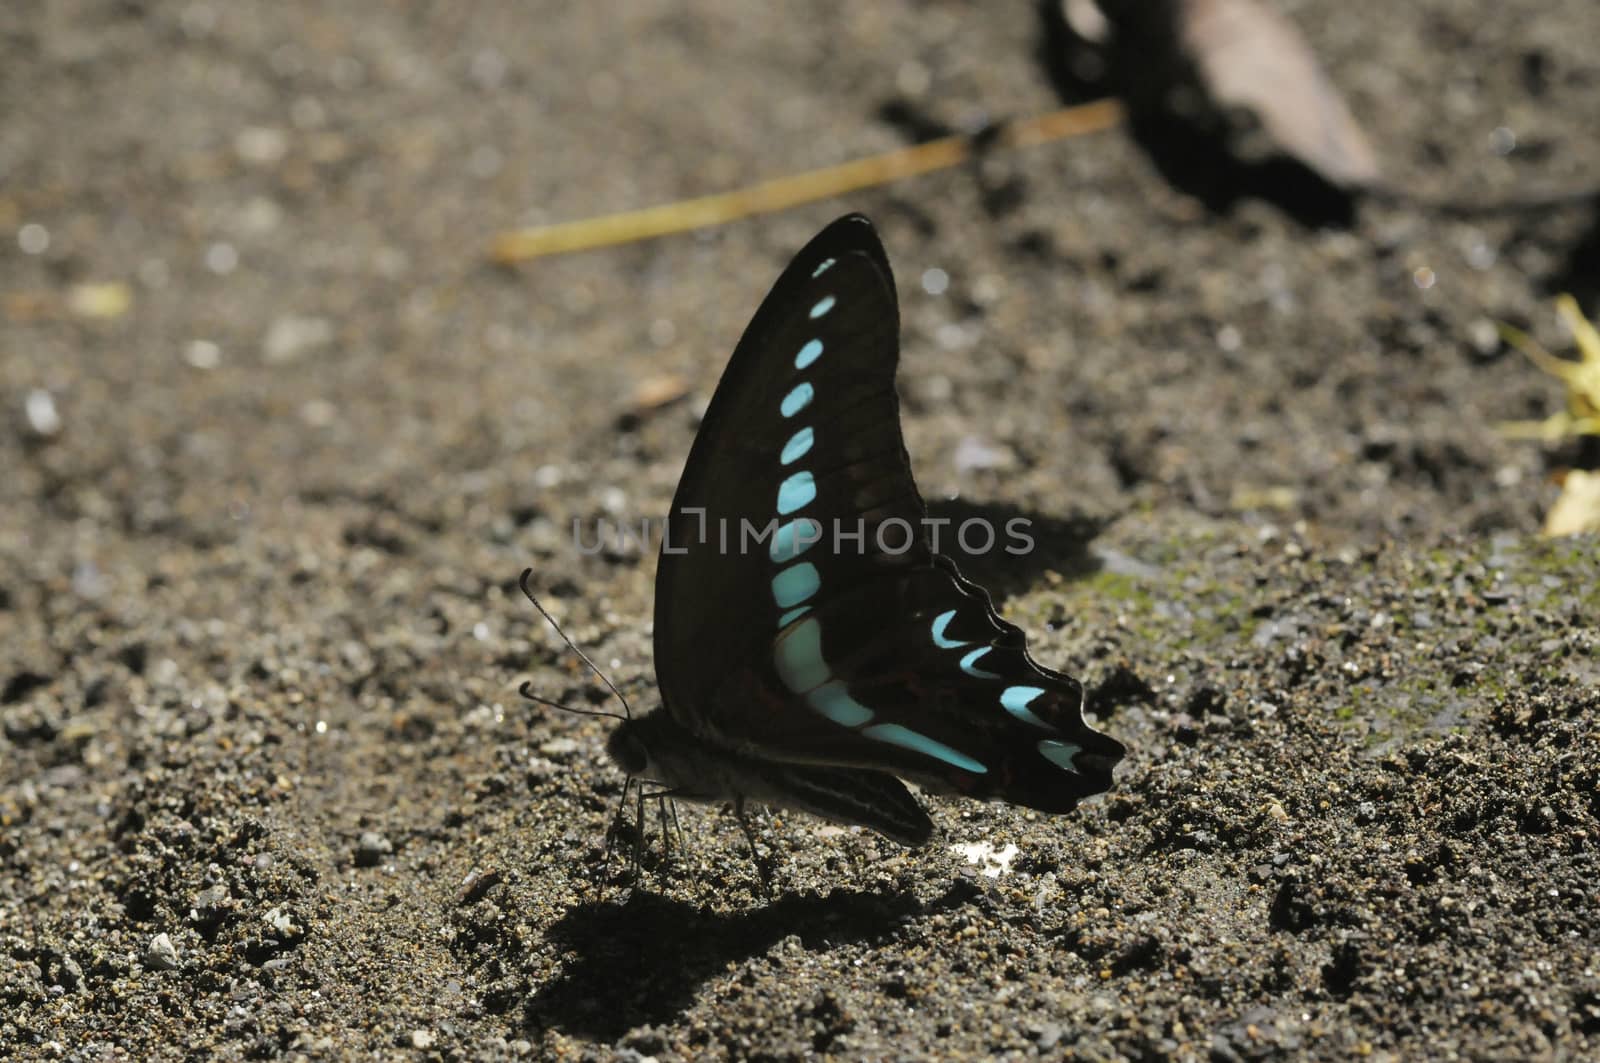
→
(926, 498, 1106, 602)
(522, 881, 973, 1041)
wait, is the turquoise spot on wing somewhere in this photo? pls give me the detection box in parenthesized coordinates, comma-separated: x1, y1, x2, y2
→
(1001, 685, 1051, 729)
(795, 339, 823, 369)
(770, 562, 820, 609)
(780, 382, 814, 418)
(862, 724, 986, 774)
(958, 646, 1002, 680)
(774, 616, 828, 693)
(805, 680, 875, 728)
(780, 426, 814, 465)
(1038, 739, 1082, 774)
(777, 471, 816, 515)
(931, 609, 966, 649)
(770, 518, 821, 563)
(812, 258, 835, 278)
(810, 295, 836, 319)
(777, 605, 810, 628)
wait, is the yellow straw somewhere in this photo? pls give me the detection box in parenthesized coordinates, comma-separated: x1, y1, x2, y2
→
(490, 99, 1124, 264)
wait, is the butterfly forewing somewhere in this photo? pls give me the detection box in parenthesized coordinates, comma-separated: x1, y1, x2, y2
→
(654, 217, 923, 712)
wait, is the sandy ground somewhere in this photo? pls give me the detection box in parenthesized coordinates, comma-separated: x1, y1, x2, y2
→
(3, 1, 1599, 1059)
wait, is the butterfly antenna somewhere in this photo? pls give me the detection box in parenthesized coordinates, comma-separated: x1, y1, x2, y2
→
(518, 568, 634, 721)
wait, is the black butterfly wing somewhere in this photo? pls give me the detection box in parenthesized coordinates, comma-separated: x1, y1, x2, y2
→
(750, 557, 1124, 811)
(654, 215, 919, 707)
(653, 214, 1122, 814)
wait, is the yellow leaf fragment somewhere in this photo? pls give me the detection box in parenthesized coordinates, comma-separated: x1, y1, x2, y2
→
(1497, 295, 1600, 441)
(1544, 469, 1600, 537)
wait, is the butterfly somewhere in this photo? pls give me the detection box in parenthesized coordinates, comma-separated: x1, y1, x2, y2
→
(585, 214, 1123, 855)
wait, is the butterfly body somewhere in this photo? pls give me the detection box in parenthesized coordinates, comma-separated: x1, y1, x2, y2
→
(607, 712, 934, 846)
(628, 214, 1123, 848)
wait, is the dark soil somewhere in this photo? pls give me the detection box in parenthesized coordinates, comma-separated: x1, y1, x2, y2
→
(3, 2, 1598, 1059)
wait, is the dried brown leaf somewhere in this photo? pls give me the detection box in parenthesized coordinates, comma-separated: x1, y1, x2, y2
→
(1182, 0, 1381, 187)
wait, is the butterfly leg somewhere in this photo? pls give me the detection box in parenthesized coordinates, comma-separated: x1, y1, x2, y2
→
(652, 793, 676, 858)
(734, 797, 773, 898)
(669, 799, 686, 854)
(633, 787, 694, 877)
(636, 792, 676, 882)
(596, 777, 638, 900)
(634, 781, 649, 876)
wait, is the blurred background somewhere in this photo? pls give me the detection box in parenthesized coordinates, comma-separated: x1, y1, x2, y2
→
(5, 0, 1599, 562)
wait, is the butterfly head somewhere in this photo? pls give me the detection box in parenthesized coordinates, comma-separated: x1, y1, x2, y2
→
(605, 717, 651, 778)
(604, 709, 691, 789)
(604, 709, 725, 801)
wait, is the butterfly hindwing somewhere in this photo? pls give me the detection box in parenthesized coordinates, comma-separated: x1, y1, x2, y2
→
(705, 556, 1121, 813)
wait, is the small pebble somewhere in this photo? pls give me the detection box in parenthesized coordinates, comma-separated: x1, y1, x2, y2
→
(24, 389, 62, 437)
(952, 435, 1015, 474)
(539, 737, 580, 757)
(235, 126, 289, 165)
(356, 831, 393, 867)
(144, 933, 180, 971)
(55, 955, 84, 990)
(264, 907, 301, 937)
(262, 315, 334, 363)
